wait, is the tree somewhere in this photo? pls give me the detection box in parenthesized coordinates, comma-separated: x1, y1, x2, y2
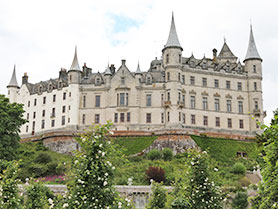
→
(0, 95, 26, 160)
(147, 182, 167, 209)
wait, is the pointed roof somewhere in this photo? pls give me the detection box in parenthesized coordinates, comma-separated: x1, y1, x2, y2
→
(218, 41, 236, 59)
(244, 25, 262, 62)
(69, 46, 81, 71)
(135, 62, 142, 74)
(7, 65, 19, 88)
(163, 13, 182, 50)
(104, 64, 112, 75)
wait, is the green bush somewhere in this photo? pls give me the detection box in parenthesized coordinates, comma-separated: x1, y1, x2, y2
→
(147, 182, 167, 209)
(28, 163, 48, 177)
(147, 149, 162, 160)
(162, 148, 173, 161)
(35, 152, 52, 164)
(171, 197, 191, 209)
(231, 191, 248, 209)
(127, 155, 143, 162)
(239, 176, 251, 187)
(46, 162, 58, 175)
(231, 162, 246, 175)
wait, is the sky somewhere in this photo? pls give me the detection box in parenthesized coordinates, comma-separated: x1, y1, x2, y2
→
(1, 0, 278, 124)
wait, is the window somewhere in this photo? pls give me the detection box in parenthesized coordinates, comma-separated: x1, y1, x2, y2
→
(28, 101, 30, 107)
(120, 93, 125, 106)
(32, 121, 35, 131)
(117, 93, 128, 106)
(26, 125, 28, 133)
(146, 94, 152, 106)
(62, 116, 65, 125)
(203, 116, 208, 126)
(178, 73, 181, 81)
(227, 118, 232, 128)
(214, 79, 219, 88)
(202, 78, 207, 87)
(27, 113, 29, 120)
(182, 113, 185, 124)
(178, 92, 181, 101)
(51, 120, 55, 127)
(237, 82, 242, 91)
(167, 92, 170, 101)
(191, 115, 196, 124)
(63, 92, 66, 100)
(51, 108, 55, 117)
(120, 113, 125, 122)
(202, 97, 208, 110)
(182, 75, 185, 84)
(114, 113, 118, 123)
(166, 54, 169, 63)
(190, 76, 195, 85)
(69, 92, 71, 97)
(167, 112, 170, 122)
(146, 76, 152, 84)
(69, 105, 71, 110)
(146, 113, 151, 123)
(238, 101, 243, 113)
(42, 110, 45, 117)
(83, 95, 86, 108)
(33, 112, 36, 119)
(216, 117, 220, 127)
(41, 120, 45, 129)
(227, 100, 232, 112)
(182, 94, 185, 103)
(127, 112, 130, 122)
(256, 119, 259, 128)
(62, 106, 66, 113)
(126, 93, 129, 106)
(190, 96, 195, 109)
(95, 95, 101, 107)
(82, 114, 85, 124)
(53, 94, 56, 102)
(43, 97, 46, 104)
(95, 114, 100, 123)
(255, 101, 259, 110)
(215, 99, 220, 111)
(121, 77, 125, 85)
(179, 54, 181, 63)
(239, 119, 244, 129)
(96, 77, 101, 85)
(34, 99, 37, 106)
(167, 72, 170, 81)
(254, 82, 257, 91)
(161, 94, 164, 105)
(253, 65, 256, 73)
(226, 81, 231, 89)
(179, 112, 181, 121)
(161, 113, 164, 123)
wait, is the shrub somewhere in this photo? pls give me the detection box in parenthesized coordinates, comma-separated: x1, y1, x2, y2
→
(171, 197, 191, 209)
(127, 155, 143, 162)
(162, 148, 173, 161)
(239, 176, 251, 187)
(231, 191, 248, 209)
(231, 162, 246, 175)
(35, 152, 52, 164)
(146, 182, 167, 209)
(146, 166, 166, 183)
(28, 163, 48, 177)
(147, 149, 162, 160)
(46, 162, 58, 175)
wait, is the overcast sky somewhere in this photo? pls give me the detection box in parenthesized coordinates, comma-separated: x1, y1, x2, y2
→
(1, 0, 277, 124)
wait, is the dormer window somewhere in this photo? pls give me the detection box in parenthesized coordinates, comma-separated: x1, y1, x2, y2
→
(190, 60, 195, 68)
(58, 81, 63, 88)
(39, 86, 43, 94)
(202, 61, 207, 69)
(95, 77, 101, 86)
(48, 84, 53, 91)
(121, 77, 125, 85)
(146, 76, 152, 85)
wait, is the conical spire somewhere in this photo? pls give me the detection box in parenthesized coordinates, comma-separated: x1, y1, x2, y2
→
(164, 13, 182, 50)
(244, 25, 262, 62)
(69, 46, 81, 71)
(135, 62, 142, 74)
(7, 65, 19, 88)
(104, 63, 112, 75)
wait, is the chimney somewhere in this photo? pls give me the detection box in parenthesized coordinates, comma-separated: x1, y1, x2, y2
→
(22, 72, 28, 84)
(121, 59, 126, 66)
(212, 48, 217, 62)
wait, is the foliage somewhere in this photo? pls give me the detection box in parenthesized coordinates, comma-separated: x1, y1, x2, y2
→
(170, 197, 191, 209)
(34, 152, 52, 164)
(0, 160, 23, 208)
(147, 149, 162, 161)
(0, 94, 27, 160)
(24, 180, 55, 209)
(114, 136, 157, 155)
(146, 166, 166, 183)
(162, 148, 173, 161)
(231, 162, 246, 175)
(232, 191, 248, 209)
(146, 182, 167, 209)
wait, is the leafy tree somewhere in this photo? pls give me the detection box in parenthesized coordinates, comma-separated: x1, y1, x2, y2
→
(147, 182, 167, 209)
(0, 95, 26, 160)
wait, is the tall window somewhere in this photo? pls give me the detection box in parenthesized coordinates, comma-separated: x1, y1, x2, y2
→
(63, 92, 66, 100)
(127, 112, 130, 122)
(215, 98, 220, 111)
(182, 75, 185, 84)
(190, 96, 195, 109)
(32, 121, 35, 131)
(254, 101, 259, 110)
(26, 125, 28, 133)
(166, 54, 169, 64)
(62, 116, 65, 125)
(227, 100, 232, 112)
(120, 93, 125, 106)
(214, 79, 219, 88)
(179, 112, 181, 122)
(182, 113, 185, 124)
(27, 113, 29, 120)
(83, 95, 86, 108)
(33, 112, 36, 119)
(146, 113, 151, 123)
(203, 116, 208, 126)
(227, 118, 232, 128)
(53, 94, 56, 102)
(51, 108, 55, 117)
(95, 95, 101, 107)
(62, 106, 66, 113)
(202, 78, 207, 87)
(182, 94, 185, 103)
(120, 113, 125, 122)
(161, 113, 164, 123)
(161, 94, 164, 106)
(167, 112, 170, 122)
(43, 96, 46, 104)
(254, 82, 257, 91)
(239, 119, 244, 129)
(190, 76, 195, 85)
(82, 114, 85, 124)
(202, 97, 208, 110)
(238, 101, 243, 113)
(237, 82, 242, 91)
(121, 77, 125, 85)
(114, 113, 118, 123)
(41, 120, 45, 129)
(34, 99, 37, 106)
(51, 120, 55, 127)
(179, 54, 181, 63)
(178, 92, 181, 101)
(178, 73, 181, 81)
(117, 93, 128, 106)
(253, 65, 256, 73)
(226, 81, 231, 89)
(95, 114, 100, 123)
(191, 115, 196, 124)
(146, 94, 152, 107)
(167, 72, 170, 81)
(28, 101, 30, 107)
(167, 92, 170, 101)
(215, 117, 220, 127)
(42, 110, 45, 117)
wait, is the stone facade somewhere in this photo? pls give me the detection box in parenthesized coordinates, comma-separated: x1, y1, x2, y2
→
(7, 15, 264, 139)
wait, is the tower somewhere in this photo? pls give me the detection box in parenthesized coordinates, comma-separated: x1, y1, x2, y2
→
(162, 13, 183, 128)
(104, 64, 112, 86)
(68, 47, 82, 84)
(135, 62, 142, 86)
(7, 65, 19, 103)
(243, 25, 263, 131)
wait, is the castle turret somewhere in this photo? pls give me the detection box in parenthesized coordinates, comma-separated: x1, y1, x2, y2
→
(7, 65, 19, 103)
(104, 64, 112, 86)
(244, 25, 263, 131)
(135, 62, 142, 85)
(68, 47, 82, 84)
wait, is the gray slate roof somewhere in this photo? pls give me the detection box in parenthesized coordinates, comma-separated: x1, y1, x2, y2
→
(244, 26, 262, 62)
(218, 42, 236, 59)
(7, 65, 19, 88)
(164, 14, 182, 49)
(69, 47, 81, 71)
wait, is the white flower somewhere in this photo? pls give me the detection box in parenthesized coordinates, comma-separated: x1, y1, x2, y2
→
(103, 181, 108, 186)
(99, 143, 103, 147)
(75, 160, 78, 164)
(48, 198, 53, 204)
(63, 203, 69, 208)
(82, 137, 86, 142)
(112, 166, 115, 170)
(214, 167, 218, 172)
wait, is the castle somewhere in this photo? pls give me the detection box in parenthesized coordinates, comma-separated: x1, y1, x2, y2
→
(7, 14, 264, 139)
